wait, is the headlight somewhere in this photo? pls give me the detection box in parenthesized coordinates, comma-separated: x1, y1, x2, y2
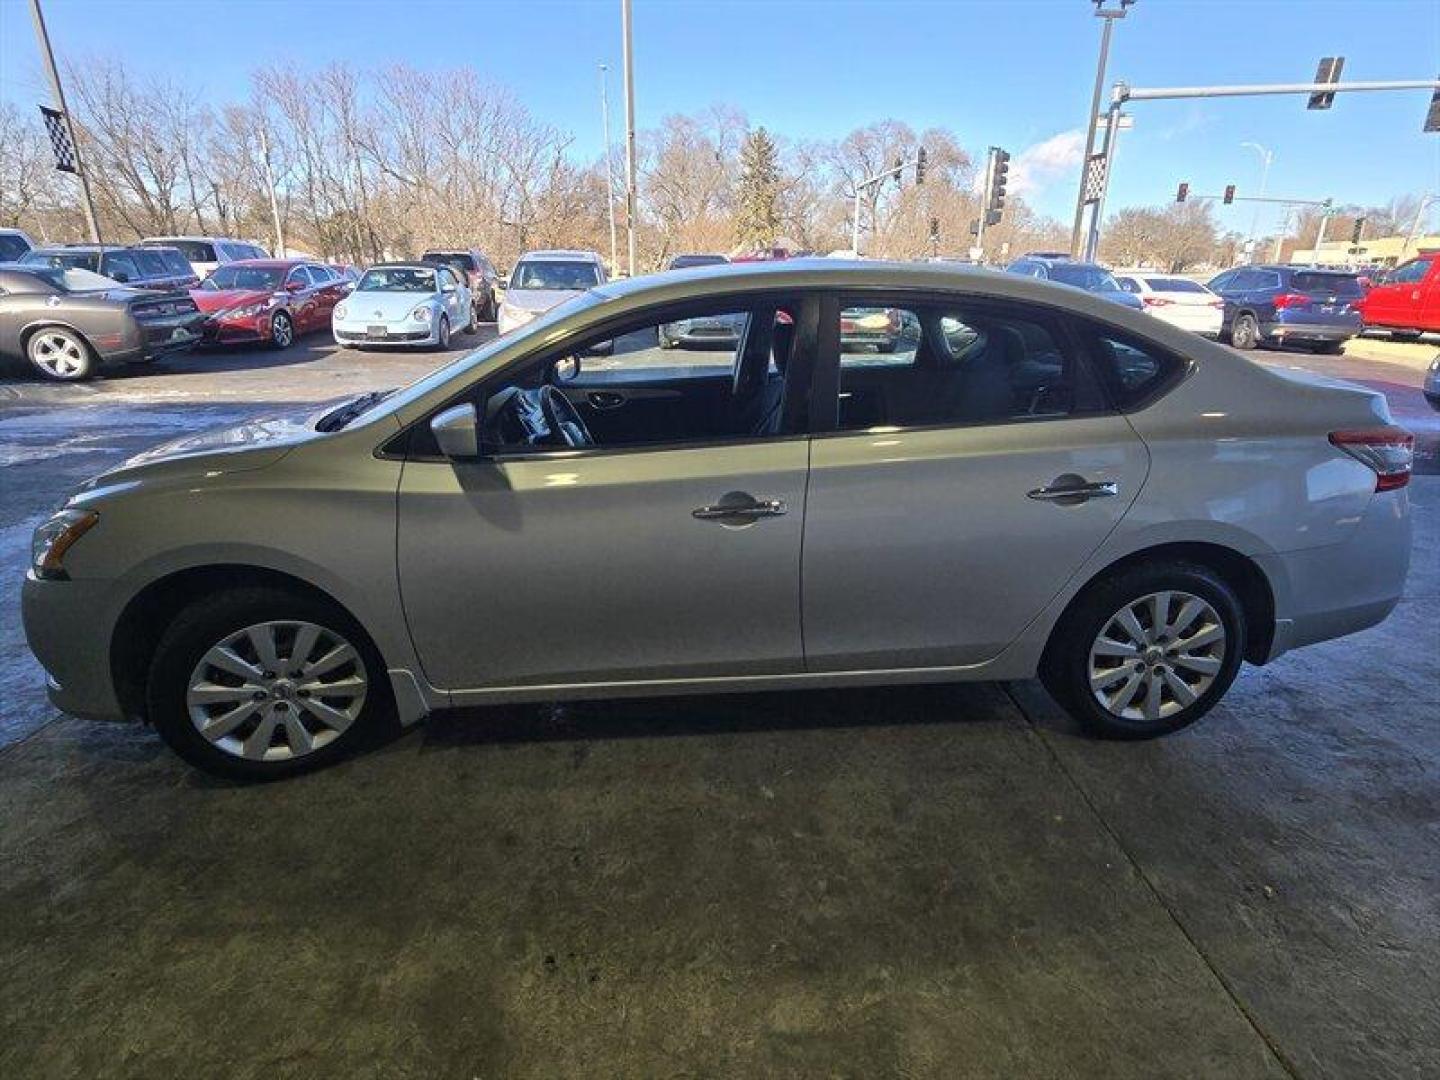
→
(334, 302, 348, 319)
(224, 297, 279, 319)
(31, 509, 99, 580)
(412, 305, 433, 322)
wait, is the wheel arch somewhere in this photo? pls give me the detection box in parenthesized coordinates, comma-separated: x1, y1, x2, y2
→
(109, 563, 382, 722)
(1042, 540, 1276, 672)
(20, 319, 96, 353)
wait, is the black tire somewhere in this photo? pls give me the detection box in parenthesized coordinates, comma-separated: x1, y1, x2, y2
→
(1310, 340, 1345, 355)
(1229, 313, 1259, 350)
(269, 310, 295, 350)
(437, 315, 451, 350)
(26, 326, 97, 381)
(465, 302, 478, 335)
(1040, 561, 1246, 740)
(146, 586, 394, 781)
(484, 292, 498, 321)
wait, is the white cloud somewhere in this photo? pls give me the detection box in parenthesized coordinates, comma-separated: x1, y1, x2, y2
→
(1007, 129, 1087, 197)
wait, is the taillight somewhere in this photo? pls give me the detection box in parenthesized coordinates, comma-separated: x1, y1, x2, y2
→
(1272, 293, 1309, 309)
(1329, 427, 1415, 492)
(1209, 299, 1225, 309)
(1141, 296, 1172, 307)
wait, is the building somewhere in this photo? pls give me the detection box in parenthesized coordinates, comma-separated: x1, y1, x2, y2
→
(1289, 233, 1440, 268)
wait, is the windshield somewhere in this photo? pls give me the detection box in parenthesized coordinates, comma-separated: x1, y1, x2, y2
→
(146, 240, 215, 263)
(1050, 264, 1121, 291)
(422, 252, 476, 271)
(510, 260, 600, 291)
(1144, 277, 1206, 293)
(1292, 272, 1363, 298)
(203, 265, 284, 291)
(21, 250, 101, 273)
(357, 266, 436, 293)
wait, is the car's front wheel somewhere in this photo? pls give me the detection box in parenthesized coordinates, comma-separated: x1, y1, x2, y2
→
(1042, 562, 1246, 739)
(147, 587, 391, 780)
(436, 315, 451, 350)
(269, 310, 295, 350)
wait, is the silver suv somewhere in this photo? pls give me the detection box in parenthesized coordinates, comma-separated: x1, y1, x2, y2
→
(23, 261, 1413, 779)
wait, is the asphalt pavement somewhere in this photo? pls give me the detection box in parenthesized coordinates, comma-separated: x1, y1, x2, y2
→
(0, 329, 1437, 1078)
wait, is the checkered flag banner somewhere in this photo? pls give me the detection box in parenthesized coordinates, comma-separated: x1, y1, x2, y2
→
(39, 105, 78, 174)
(1082, 153, 1108, 205)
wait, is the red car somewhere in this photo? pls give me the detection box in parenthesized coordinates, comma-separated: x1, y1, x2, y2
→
(1357, 253, 1439, 337)
(191, 259, 348, 349)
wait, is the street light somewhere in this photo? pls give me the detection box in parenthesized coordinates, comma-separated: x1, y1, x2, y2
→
(1069, 0, 1136, 258)
(1240, 141, 1272, 262)
(598, 63, 619, 278)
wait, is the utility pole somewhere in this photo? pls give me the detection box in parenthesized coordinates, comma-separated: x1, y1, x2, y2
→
(1313, 201, 1334, 261)
(620, 0, 638, 277)
(1400, 193, 1438, 259)
(1070, 1, 1134, 258)
(258, 124, 285, 257)
(29, 0, 101, 244)
(1240, 141, 1272, 262)
(598, 63, 619, 278)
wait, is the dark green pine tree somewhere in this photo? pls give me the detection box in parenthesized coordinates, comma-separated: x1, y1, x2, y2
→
(735, 126, 781, 250)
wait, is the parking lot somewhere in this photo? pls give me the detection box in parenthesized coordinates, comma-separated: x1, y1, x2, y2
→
(1, 332, 1437, 1078)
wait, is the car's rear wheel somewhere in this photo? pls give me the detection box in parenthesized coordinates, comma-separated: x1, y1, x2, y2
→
(1042, 562, 1246, 739)
(147, 587, 392, 780)
(270, 310, 294, 350)
(1310, 340, 1346, 355)
(1229, 313, 1259, 350)
(27, 327, 96, 381)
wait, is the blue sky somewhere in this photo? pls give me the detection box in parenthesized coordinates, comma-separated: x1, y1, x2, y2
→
(3, 0, 1438, 234)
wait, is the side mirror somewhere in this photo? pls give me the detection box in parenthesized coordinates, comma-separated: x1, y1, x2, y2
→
(111, 270, 131, 283)
(430, 402, 481, 460)
(553, 355, 581, 383)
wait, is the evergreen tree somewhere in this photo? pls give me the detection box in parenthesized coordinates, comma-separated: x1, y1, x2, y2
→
(735, 127, 781, 249)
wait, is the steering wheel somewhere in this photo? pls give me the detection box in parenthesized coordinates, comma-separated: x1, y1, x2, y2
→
(538, 385, 595, 448)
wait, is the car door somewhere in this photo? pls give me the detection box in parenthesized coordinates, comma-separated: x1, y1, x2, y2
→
(436, 267, 463, 327)
(801, 293, 1150, 671)
(307, 264, 340, 323)
(284, 266, 319, 330)
(395, 292, 819, 692)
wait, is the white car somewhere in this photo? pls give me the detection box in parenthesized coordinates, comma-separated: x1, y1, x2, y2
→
(498, 249, 606, 335)
(332, 262, 472, 349)
(1115, 274, 1224, 336)
(139, 236, 268, 280)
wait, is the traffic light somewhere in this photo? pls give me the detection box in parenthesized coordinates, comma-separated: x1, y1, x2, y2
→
(894, 156, 904, 189)
(1176, 182, 1189, 203)
(915, 146, 927, 185)
(988, 147, 1010, 213)
(1426, 85, 1440, 133)
(1308, 56, 1344, 110)
(1223, 184, 1236, 205)
(929, 217, 940, 241)
(984, 209, 1002, 227)
(1351, 216, 1366, 244)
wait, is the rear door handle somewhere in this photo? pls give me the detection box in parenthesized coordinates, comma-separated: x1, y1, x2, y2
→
(1027, 480, 1119, 503)
(692, 497, 788, 522)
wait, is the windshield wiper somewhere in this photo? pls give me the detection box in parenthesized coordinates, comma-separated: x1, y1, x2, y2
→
(317, 389, 395, 432)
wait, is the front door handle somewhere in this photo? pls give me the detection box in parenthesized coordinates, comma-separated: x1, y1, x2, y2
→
(1027, 479, 1119, 503)
(587, 391, 626, 410)
(692, 496, 788, 522)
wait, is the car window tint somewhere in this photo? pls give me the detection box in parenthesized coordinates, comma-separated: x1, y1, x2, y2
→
(579, 310, 754, 384)
(1292, 272, 1363, 297)
(839, 307, 921, 369)
(103, 252, 139, 281)
(1145, 277, 1205, 293)
(1116, 277, 1141, 293)
(0, 235, 30, 260)
(133, 250, 169, 277)
(1085, 329, 1182, 409)
(1384, 259, 1430, 285)
(836, 305, 1086, 431)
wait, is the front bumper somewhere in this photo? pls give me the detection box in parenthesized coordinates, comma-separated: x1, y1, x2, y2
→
(334, 318, 437, 346)
(201, 314, 271, 345)
(21, 571, 127, 722)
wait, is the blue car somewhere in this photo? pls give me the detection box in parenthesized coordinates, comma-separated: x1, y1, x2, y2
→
(1005, 255, 1145, 311)
(1205, 265, 1364, 353)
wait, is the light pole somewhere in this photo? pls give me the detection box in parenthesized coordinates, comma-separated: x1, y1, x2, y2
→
(1240, 141, 1272, 262)
(1401, 193, 1438, 259)
(598, 63, 619, 277)
(620, 0, 638, 277)
(1069, 0, 1135, 258)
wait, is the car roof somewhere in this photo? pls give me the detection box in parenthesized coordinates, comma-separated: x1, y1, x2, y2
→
(222, 258, 306, 269)
(368, 261, 440, 270)
(515, 249, 603, 262)
(140, 235, 246, 242)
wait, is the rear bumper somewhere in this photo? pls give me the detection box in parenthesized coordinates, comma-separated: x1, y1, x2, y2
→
(1256, 488, 1411, 662)
(1261, 318, 1362, 343)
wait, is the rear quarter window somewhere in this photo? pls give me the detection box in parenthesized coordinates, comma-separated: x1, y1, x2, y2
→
(1076, 320, 1186, 411)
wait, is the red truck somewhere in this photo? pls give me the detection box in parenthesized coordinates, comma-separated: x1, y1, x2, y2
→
(1357, 253, 1439, 337)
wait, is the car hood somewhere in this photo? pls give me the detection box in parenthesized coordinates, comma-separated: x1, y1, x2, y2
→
(191, 288, 271, 314)
(73, 399, 350, 497)
(347, 291, 435, 320)
(505, 287, 581, 313)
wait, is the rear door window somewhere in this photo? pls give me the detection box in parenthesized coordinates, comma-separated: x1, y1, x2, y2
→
(1380, 259, 1430, 286)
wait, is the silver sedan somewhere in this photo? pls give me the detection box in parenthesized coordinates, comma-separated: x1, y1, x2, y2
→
(23, 261, 1413, 779)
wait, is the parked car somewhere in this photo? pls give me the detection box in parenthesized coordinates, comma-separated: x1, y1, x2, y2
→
(497, 249, 606, 335)
(658, 311, 748, 348)
(140, 236, 268, 280)
(21, 261, 1413, 779)
(420, 249, 502, 323)
(21, 244, 199, 291)
(333, 262, 472, 349)
(191, 260, 347, 349)
(1205, 265, 1364, 352)
(1113, 274, 1224, 336)
(1356, 254, 1438, 339)
(1006, 255, 1144, 311)
(838, 306, 916, 353)
(0, 227, 35, 262)
(1424, 352, 1440, 411)
(666, 253, 729, 271)
(0, 263, 202, 381)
